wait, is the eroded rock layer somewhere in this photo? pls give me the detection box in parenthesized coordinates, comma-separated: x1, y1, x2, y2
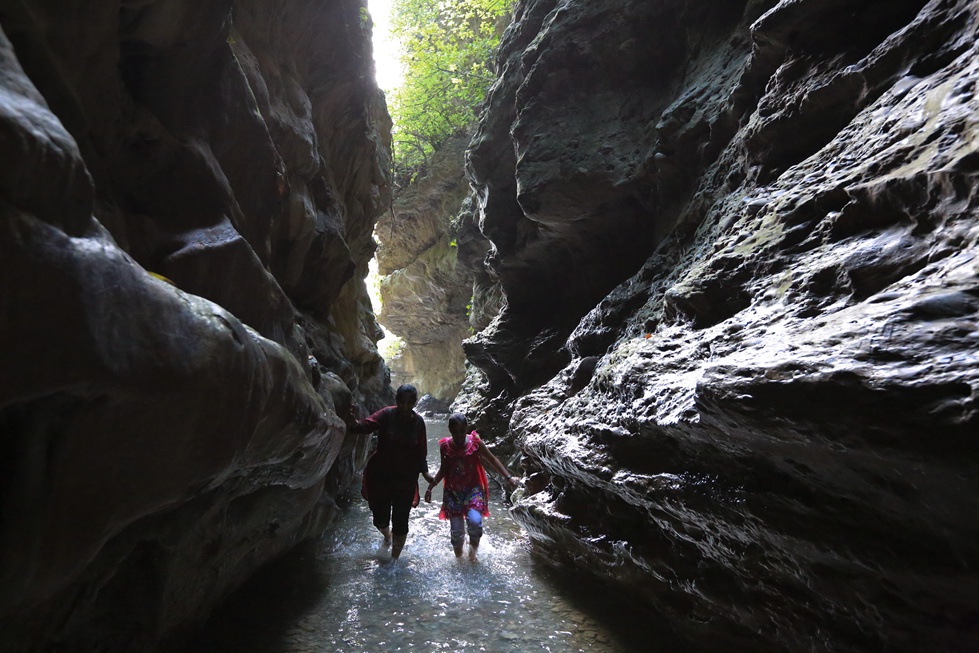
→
(460, 0, 979, 649)
(0, 0, 389, 650)
(375, 131, 498, 401)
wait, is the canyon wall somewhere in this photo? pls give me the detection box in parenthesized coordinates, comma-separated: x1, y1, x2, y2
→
(373, 131, 480, 402)
(459, 0, 979, 650)
(0, 0, 390, 650)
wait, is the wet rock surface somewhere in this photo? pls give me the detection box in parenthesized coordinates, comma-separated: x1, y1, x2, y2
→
(458, 0, 979, 650)
(0, 0, 389, 650)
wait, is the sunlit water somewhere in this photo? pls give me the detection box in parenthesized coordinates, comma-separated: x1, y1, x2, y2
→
(176, 419, 662, 653)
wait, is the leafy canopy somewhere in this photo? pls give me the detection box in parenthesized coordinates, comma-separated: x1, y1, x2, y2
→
(387, 0, 513, 185)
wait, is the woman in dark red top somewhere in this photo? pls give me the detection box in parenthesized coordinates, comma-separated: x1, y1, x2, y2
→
(347, 384, 435, 559)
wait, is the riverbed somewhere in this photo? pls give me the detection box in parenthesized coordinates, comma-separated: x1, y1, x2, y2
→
(175, 418, 675, 652)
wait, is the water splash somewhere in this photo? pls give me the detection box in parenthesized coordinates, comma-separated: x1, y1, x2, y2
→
(175, 419, 662, 653)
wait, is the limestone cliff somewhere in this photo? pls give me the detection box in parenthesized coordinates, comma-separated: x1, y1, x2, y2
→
(459, 0, 979, 650)
(0, 0, 390, 650)
(374, 130, 501, 402)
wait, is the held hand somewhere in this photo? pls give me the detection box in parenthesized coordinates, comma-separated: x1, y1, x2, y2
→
(424, 487, 433, 503)
(505, 475, 520, 490)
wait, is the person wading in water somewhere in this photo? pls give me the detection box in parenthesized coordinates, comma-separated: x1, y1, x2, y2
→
(425, 413, 519, 561)
(347, 384, 436, 559)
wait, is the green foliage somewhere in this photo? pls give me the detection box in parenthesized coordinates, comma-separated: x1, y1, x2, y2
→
(388, 0, 513, 185)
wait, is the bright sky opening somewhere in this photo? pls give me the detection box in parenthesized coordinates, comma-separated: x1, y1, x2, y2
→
(366, 1, 404, 358)
(368, 0, 404, 92)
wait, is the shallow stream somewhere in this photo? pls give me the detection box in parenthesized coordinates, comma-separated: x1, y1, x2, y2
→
(178, 418, 669, 652)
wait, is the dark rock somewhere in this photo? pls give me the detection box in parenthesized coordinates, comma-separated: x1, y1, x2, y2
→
(0, 1, 390, 650)
(415, 394, 452, 416)
(457, 0, 979, 650)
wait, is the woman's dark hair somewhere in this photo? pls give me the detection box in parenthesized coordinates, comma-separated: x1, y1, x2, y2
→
(447, 412, 469, 431)
(395, 384, 418, 402)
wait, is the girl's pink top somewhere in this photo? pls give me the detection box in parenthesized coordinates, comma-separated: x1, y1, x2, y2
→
(437, 431, 490, 519)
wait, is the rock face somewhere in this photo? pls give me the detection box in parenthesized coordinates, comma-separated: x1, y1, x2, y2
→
(0, 0, 390, 650)
(459, 0, 979, 650)
(375, 130, 499, 401)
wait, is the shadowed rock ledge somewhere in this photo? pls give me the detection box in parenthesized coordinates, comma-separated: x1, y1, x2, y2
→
(0, 0, 390, 650)
(458, 0, 979, 650)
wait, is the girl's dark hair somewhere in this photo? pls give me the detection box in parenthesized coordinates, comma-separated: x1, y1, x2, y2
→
(448, 412, 468, 430)
(395, 384, 418, 402)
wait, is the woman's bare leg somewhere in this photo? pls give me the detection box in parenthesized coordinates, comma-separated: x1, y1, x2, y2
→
(391, 533, 407, 559)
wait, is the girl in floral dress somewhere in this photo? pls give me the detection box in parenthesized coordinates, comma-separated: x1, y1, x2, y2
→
(425, 413, 519, 560)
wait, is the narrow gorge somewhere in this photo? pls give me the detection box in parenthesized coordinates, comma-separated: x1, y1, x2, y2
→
(1, 0, 977, 652)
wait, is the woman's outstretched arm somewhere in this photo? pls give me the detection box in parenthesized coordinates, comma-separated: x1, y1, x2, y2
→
(476, 440, 519, 489)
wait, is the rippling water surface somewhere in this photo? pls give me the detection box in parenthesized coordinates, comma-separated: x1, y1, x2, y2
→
(177, 419, 662, 653)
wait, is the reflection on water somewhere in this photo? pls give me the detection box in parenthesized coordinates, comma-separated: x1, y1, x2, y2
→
(173, 419, 673, 653)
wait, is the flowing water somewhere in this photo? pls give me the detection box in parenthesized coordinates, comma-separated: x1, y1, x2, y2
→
(176, 418, 670, 653)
